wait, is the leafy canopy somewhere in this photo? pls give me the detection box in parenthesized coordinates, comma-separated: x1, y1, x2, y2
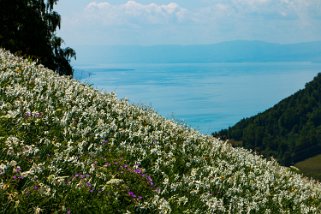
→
(0, 0, 75, 75)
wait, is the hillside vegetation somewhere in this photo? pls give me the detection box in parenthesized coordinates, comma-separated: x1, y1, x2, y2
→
(1, 49, 321, 213)
(295, 154, 321, 181)
(214, 72, 321, 167)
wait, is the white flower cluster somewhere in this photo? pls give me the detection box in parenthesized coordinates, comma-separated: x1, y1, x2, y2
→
(0, 48, 320, 213)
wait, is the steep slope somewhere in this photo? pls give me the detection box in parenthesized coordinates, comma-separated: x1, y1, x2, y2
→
(214, 72, 321, 166)
(295, 154, 321, 181)
(1, 49, 321, 213)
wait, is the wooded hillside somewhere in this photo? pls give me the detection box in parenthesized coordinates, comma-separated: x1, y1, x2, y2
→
(214, 73, 321, 166)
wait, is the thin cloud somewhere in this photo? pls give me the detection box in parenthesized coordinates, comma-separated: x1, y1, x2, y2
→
(85, 1, 188, 26)
(57, 0, 321, 45)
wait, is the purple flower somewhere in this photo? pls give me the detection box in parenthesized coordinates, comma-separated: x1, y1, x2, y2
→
(147, 176, 153, 182)
(134, 169, 142, 174)
(86, 182, 92, 187)
(128, 191, 136, 198)
(33, 112, 42, 118)
(12, 175, 17, 180)
(104, 162, 111, 167)
(147, 176, 154, 186)
(18, 176, 24, 179)
(67, 209, 71, 214)
(89, 189, 94, 193)
(34, 185, 39, 190)
(138, 196, 143, 200)
(25, 112, 32, 117)
(16, 167, 21, 172)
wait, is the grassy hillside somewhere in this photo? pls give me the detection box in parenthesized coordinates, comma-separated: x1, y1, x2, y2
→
(214, 72, 321, 167)
(295, 154, 321, 181)
(0, 49, 321, 213)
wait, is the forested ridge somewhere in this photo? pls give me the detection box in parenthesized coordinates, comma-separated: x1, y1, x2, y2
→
(214, 72, 321, 166)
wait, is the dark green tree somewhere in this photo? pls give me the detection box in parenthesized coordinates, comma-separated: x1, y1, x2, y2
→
(213, 73, 321, 166)
(0, 0, 75, 75)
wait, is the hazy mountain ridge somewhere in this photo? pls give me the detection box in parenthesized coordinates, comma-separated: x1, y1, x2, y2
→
(74, 40, 321, 65)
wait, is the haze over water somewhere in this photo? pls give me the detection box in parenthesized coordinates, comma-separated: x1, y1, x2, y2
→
(75, 62, 321, 134)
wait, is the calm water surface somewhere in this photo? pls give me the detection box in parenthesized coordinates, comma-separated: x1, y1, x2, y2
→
(75, 63, 321, 134)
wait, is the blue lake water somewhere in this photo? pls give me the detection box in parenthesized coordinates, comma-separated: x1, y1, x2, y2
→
(74, 62, 321, 135)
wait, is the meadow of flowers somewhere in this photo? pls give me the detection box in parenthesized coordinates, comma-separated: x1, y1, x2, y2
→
(0, 48, 320, 213)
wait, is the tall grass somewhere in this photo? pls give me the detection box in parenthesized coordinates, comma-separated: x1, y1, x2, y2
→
(0, 49, 320, 213)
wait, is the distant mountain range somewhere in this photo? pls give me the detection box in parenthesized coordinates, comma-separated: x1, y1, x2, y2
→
(74, 40, 321, 65)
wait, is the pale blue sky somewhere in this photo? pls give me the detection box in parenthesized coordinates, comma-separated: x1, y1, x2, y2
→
(55, 0, 321, 46)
